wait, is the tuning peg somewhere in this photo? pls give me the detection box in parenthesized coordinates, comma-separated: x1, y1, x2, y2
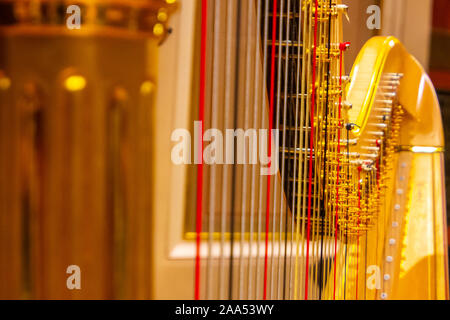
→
(336, 4, 350, 22)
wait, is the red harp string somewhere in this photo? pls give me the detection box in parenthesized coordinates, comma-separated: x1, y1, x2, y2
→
(264, 0, 278, 301)
(195, 0, 208, 301)
(304, 0, 319, 300)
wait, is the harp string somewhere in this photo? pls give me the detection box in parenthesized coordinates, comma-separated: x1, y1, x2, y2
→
(277, 0, 291, 300)
(374, 139, 381, 299)
(218, 0, 233, 300)
(304, 0, 319, 300)
(270, 0, 283, 300)
(324, 2, 332, 300)
(311, 1, 319, 300)
(332, 14, 344, 300)
(247, 0, 262, 301)
(338, 9, 344, 300)
(319, 0, 333, 300)
(291, 0, 305, 301)
(207, 0, 221, 300)
(322, 0, 330, 300)
(255, 0, 270, 300)
(228, 0, 243, 300)
(355, 166, 362, 300)
(286, 0, 303, 300)
(312, 0, 323, 300)
(303, 0, 314, 300)
(332, 0, 340, 300)
(238, 0, 251, 300)
(294, 0, 313, 300)
(195, 0, 208, 301)
(344, 124, 351, 300)
(263, 0, 278, 301)
(282, 0, 300, 300)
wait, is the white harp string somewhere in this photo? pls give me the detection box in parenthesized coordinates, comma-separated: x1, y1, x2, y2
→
(255, 0, 270, 300)
(248, 0, 262, 300)
(219, 0, 235, 300)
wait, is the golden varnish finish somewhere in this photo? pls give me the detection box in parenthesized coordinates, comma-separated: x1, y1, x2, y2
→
(346, 36, 448, 299)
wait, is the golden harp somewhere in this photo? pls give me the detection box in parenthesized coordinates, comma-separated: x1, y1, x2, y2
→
(0, 0, 448, 300)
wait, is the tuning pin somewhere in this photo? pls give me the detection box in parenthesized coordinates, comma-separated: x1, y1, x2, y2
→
(340, 138, 358, 145)
(383, 73, 404, 80)
(341, 75, 350, 83)
(339, 42, 351, 52)
(380, 80, 401, 87)
(343, 151, 360, 158)
(379, 86, 398, 92)
(333, 75, 350, 83)
(362, 146, 380, 152)
(376, 100, 393, 106)
(336, 4, 350, 22)
(381, 92, 397, 98)
(343, 101, 353, 109)
(367, 131, 385, 137)
(361, 153, 378, 160)
(362, 160, 376, 171)
(368, 123, 388, 129)
(374, 115, 390, 122)
(375, 139, 383, 147)
(365, 138, 384, 145)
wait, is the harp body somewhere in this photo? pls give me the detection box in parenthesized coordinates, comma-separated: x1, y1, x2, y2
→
(346, 36, 448, 299)
(0, 0, 447, 300)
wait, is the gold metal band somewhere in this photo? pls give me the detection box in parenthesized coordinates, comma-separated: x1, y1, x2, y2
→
(397, 145, 445, 153)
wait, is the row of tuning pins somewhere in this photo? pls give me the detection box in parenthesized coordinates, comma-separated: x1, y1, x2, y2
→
(362, 73, 404, 171)
(372, 72, 404, 136)
(312, 2, 349, 19)
(336, 73, 404, 171)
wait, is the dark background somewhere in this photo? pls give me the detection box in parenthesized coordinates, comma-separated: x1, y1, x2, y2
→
(430, 0, 450, 229)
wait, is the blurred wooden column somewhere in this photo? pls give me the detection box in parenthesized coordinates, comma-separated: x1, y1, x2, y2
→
(0, 0, 176, 300)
